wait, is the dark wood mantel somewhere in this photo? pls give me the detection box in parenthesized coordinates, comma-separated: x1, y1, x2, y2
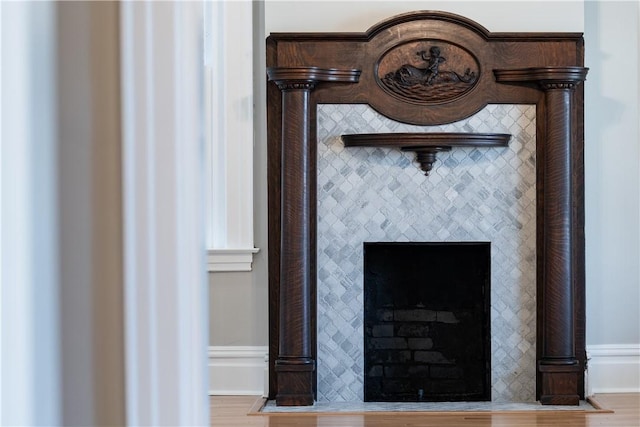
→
(267, 11, 587, 406)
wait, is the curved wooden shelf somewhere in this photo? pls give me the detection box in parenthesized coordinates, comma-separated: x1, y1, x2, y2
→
(341, 132, 511, 175)
(494, 67, 589, 85)
(266, 67, 361, 84)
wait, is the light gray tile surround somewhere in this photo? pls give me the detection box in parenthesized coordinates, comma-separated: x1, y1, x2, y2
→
(316, 104, 537, 403)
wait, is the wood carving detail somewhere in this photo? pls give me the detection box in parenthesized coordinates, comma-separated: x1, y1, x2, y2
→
(276, 82, 317, 91)
(377, 41, 479, 104)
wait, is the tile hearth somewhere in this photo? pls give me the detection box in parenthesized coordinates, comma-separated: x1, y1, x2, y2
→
(260, 400, 598, 413)
(316, 104, 537, 403)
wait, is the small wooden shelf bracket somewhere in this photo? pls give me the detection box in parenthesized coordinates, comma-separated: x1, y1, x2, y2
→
(341, 133, 511, 176)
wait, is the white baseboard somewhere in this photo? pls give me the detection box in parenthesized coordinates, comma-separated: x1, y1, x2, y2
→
(208, 346, 268, 396)
(586, 344, 640, 394)
(207, 344, 639, 396)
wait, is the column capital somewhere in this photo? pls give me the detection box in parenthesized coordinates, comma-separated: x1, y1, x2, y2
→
(274, 81, 317, 91)
(539, 81, 580, 91)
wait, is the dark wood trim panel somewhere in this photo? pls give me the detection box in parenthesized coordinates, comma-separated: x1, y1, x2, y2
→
(495, 67, 588, 405)
(266, 36, 281, 401)
(266, 11, 587, 406)
(573, 37, 587, 400)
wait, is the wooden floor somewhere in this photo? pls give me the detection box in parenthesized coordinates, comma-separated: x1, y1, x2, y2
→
(211, 394, 640, 426)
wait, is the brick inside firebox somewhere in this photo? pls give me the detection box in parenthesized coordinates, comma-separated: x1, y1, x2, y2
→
(364, 242, 491, 402)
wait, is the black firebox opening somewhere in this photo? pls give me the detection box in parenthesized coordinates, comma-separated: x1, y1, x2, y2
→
(363, 242, 491, 402)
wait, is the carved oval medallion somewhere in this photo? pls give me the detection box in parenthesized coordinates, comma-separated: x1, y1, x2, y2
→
(376, 40, 480, 105)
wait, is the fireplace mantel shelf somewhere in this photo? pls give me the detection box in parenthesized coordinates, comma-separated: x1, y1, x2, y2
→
(341, 132, 511, 176)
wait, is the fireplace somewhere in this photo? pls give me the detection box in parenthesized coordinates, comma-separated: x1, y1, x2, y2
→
(266, 11, 588, 406)
(363, 242, 491, 402)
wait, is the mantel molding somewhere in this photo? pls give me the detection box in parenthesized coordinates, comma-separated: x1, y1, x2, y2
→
(494, 67, 589, 89)
(267, 66, 361, 86)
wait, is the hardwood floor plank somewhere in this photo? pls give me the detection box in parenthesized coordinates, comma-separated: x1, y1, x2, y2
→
(211, 394, 640, 427)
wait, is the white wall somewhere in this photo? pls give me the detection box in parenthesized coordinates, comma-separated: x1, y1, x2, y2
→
(2, 2, 127, 425)
(584, 0, 640, 347)
(120, 2, 210, 423)
(208, 2, 269, 394)
(264, 0, 584, 34)
(208, 0, 269, 349)
(3, 2, 212, 423)
(583, 0, 640, 393)
(2, 2, 61, 424)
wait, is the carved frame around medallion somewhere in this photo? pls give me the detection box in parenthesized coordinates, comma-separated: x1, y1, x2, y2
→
(266, 11, 587, 406)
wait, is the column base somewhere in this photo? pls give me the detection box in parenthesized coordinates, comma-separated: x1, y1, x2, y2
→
(275, 358, 315, 406)
(538, 360, 581, 405)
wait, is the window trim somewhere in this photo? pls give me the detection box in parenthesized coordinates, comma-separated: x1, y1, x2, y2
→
(205, 1, 258, 272)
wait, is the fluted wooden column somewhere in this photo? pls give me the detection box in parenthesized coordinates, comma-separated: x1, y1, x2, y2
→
(495, 67, 588, 405)
(267, 67, 360, 406)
